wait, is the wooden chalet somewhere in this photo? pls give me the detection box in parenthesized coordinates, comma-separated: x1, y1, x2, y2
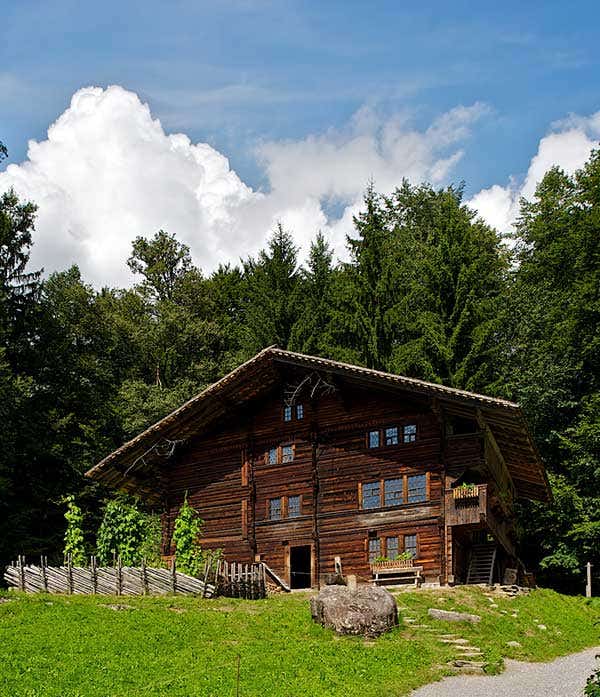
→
(86, 347, 550, 589)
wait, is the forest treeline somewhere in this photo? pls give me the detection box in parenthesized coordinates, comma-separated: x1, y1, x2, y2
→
(0, 141, 598, 591)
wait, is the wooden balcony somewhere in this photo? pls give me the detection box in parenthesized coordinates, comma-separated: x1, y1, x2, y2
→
(445, 484, 516, 558)
(446, 484, 488, 526)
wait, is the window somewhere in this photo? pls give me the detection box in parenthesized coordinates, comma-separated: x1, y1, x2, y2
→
(269, 498, 282, 520)
(403, 424, 417, 443)
(362, 481, 381, 509)
(386, 536, 399, 560)
(288, 495, 301, 518)
(407, 474, 426, 503)
(368, 430, 380, 448)
(404, 534, 417, 558)
(368, 538, 381, 562)
(296, 404, 304, 420)
(283, 405, 292, 422)
(384, 478, 404, 507)
(268, 447, 278, 465)
(385, 426, 399, 446)
(282, 444, 294, 463)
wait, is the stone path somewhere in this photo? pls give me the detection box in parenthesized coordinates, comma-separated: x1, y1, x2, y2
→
(410, 646, 600, 697)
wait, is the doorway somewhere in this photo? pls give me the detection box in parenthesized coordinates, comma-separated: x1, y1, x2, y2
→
(290, 545, 312, 589)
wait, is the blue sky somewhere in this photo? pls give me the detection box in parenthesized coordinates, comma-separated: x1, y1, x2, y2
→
(1, 1, 600, 285)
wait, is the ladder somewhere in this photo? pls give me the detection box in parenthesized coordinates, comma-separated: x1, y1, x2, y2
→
(466, 543, 497, 585)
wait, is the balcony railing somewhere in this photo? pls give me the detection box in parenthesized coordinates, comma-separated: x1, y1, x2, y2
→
(445, 484, 516, 558)
(445, 484, 488, 526)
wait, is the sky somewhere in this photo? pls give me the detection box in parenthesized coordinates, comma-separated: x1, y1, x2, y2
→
(1, 0, 600, 286)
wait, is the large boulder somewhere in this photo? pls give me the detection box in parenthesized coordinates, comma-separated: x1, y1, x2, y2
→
(310, 585, 398, 637)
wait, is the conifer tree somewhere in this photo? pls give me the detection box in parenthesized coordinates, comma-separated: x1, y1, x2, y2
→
(242, 223, 300, 353)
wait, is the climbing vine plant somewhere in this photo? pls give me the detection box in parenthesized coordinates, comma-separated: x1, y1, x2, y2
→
(171, 493, 204, 576)
(96, 495, 155, 566)
(63, 495, 87, 565)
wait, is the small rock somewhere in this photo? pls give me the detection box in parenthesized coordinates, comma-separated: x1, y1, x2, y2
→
(439, 638, 469, 644)
(500, 610, 508, 614)
(428, 608, 481, 623)
(101, 603, 135, 611)
(489, 603, 498, 608)
(507, 641, 521, 647)
(537, 624, 547, 630)
(511, 613, 518, 618)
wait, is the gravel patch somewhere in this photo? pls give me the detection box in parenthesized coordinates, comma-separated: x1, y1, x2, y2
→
(411, 646, 600, 697)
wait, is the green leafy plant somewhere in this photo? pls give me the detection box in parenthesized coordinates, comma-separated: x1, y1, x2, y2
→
(585, 656, 600, 697)
(171, 493, 204, 576)
(63, 495, 87, 566)
(96, 495, 151, 566)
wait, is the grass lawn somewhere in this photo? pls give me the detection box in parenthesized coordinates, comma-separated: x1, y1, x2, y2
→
(1, 586, 598, 696)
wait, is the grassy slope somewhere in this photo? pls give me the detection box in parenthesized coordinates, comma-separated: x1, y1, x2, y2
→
(0, 586, 598, 697)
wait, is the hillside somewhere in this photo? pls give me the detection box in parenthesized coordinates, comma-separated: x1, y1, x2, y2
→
(1, 586, 598, 696)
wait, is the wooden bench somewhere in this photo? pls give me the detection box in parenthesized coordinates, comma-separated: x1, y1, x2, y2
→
(370, 560, 424, 587)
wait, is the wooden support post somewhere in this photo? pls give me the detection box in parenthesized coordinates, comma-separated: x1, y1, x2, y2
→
(91, 556, 97, 594)
(67, 554, 73, 595)
(18, 555, 25, 591)
(141, 558, 148, 595)
(586, 562, 592, 598)
(116, 556, 122, 596)
(40, 555, 48, 593)
(171, 557, 177, 594)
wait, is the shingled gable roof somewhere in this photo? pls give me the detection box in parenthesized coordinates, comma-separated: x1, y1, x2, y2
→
(86, 346, 550, 502)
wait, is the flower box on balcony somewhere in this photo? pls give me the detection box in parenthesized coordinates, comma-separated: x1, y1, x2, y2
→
(370, 558, 414, 573)
(453, 485, 479, 501)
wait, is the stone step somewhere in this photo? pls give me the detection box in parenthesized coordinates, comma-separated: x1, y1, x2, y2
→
(439, 638, 469, 644)
(452, 659, 487, 669)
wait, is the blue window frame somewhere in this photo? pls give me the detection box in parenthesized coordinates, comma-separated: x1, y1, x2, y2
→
(283, 405, 292, 422)
(288, 495, 301, 518)
(268, 447, 278, 465)
(362, 481, 381, 509)
(386, 536, 399, 560)
(403, 424, 417, 443)
(368, 430, 380, 448)
(384, 478, 404, 506)
(385, 427, 399, 446)
(269, 498, 282, 520)
(368, 538, 381, 562)
(296, 404, 304, 420)
(407, 474, 426, 503)
(404, 534, 417, 558)
(282, 444, 294, 463)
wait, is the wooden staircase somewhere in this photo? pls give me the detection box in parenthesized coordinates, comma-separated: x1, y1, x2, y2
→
(466, 544, 497, 585)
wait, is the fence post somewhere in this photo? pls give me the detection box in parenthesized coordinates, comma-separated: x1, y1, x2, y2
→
(586, 562, 592, 598)
(116, 556, 122, 596)
(91, 556, 97, 594)
(172, 557, 177, 594)
(67, 554, 73, 595)
(18, 555, 25, 591)
(40, 555, 48, 593)
(141, 558, 148, 595)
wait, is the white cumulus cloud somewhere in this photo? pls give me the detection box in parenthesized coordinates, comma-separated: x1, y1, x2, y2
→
(469, 112, 600, 235)
(0, 85, 488, 286)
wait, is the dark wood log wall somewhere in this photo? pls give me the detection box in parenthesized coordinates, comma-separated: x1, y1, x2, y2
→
(162, 369, 511, 586)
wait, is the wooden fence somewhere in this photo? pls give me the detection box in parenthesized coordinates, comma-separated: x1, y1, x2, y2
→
(4, 555, 267, 600)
